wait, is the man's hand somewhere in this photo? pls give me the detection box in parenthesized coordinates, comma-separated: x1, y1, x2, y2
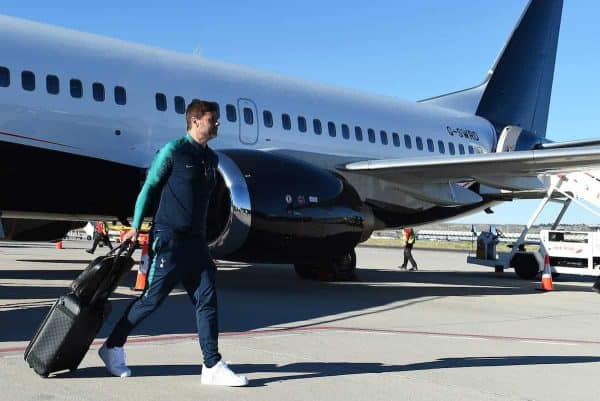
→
(122, 228, 139, 243)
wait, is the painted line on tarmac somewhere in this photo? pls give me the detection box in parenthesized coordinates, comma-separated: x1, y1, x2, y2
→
(2, 326, 597, 357)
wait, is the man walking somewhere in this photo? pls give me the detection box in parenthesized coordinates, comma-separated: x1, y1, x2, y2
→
(99, 100, 248, 386)
(86, 221, 113, 254)
(399, 227, 418, 271)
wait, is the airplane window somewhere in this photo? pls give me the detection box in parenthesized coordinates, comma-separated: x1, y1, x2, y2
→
(226, 104, 237, 122)
(404, 134, 412, 149)
(355, 126, 363, 141)
(416, 136, 423, 150)
(468, 145, 474, 154)
(175, 96, 186, 115)
(328, 122, 336, 137)
(448, 142, 455, 155)
(392, 133, 400, 147)
(0, 66, 9, 87)
(427, 138, 434, 152)
(458, 143, 465, 154)
(263, 110, 273, 127)
(70, 79, 82, 98)
(313, 119, 322, 135)
(438, 140, 446, 154)
(380, 130, 388, 145)
(46, 75, 59, 95)
(22, 71, 35, 91)
(156, 93, 167, 111)
(298, 116, 307, 132)
(282, 114, 291, 130)
(114, 86, 126, 105)
(341, 124, 350, 139)
(244, 107, 254, 125)
(93, 83, 105, 102)
(367, 129, 375, 143)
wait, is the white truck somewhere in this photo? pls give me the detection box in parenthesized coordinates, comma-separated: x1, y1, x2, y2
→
(540, 230, 600, 275)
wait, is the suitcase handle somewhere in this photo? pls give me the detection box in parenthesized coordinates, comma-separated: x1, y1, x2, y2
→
(104, 239, 136, 259)
(88, 240, 136, 306)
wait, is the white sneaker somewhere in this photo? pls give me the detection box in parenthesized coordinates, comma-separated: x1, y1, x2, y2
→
(98, 343, 132, 378)
(201, 360, 248, 386)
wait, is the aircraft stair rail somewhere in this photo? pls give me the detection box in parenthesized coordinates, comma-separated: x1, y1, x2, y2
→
(553, 169, 600, 216)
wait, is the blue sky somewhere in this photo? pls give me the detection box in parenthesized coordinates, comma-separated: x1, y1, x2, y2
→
(2, 1, 598, 225)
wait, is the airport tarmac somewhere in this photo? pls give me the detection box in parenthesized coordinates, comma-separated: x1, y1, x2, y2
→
(2, 240, 600, 401)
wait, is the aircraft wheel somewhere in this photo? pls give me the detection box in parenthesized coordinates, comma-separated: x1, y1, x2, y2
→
(330, 249, 357, 281)
(294, 249, 357, 281)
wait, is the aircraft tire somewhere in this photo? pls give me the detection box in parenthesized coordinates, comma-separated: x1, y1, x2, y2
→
(294, 249, 357, 281)
(330, 249, 357, 281)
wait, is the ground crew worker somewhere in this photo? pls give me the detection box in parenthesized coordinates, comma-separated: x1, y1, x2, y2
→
(399, 227, 418, 271)
(86, 221, 113, 254)
(99, 100, 248, 386)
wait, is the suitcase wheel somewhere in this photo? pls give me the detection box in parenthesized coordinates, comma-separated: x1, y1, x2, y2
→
(28, 362, 49, 378)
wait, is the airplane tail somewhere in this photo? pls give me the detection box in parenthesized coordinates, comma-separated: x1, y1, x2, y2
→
(420, 0, 563, 138)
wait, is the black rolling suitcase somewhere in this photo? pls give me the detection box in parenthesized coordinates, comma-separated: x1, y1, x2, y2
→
(24, 294, 109, 377)
(24, 241, 136, 377)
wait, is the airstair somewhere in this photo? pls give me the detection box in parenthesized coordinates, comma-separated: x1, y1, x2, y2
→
(467, 169, 600, 279)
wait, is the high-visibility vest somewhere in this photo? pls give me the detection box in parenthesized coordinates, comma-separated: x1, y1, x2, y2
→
(405, 228, 415, 245)
(96, 221, 107, 235)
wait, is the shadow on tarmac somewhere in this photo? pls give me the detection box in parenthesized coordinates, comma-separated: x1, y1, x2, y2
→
(51, 355, 600, 382)
(0, 262, 596, 343)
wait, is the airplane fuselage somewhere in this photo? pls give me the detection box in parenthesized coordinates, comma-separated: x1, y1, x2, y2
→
(0, 15, 496, 221)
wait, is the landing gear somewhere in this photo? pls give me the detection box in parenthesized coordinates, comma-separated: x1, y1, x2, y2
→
(294, 249, 357, 281)
(330, 250, 357, 281)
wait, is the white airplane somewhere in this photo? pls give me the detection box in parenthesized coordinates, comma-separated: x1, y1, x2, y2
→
(0, 0, 598, 279)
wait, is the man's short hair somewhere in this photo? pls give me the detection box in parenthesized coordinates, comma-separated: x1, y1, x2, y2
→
(186, 99, 218, 130)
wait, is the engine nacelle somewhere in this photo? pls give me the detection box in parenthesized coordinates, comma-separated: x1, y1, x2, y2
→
(207, 150, 372, 263)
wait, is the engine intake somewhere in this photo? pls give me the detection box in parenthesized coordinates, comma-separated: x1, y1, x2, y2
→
(208, 149, 371, 263)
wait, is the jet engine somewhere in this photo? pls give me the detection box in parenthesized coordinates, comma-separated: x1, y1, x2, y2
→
(207, 149, 374, 264)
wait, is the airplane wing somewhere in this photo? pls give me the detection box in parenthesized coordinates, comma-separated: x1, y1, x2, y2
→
(340, 146, 600, 183)
(338, 146, 600, 206)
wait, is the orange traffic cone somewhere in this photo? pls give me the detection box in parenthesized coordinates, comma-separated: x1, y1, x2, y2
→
(132, 234, 149, 291)
(539, 254, 554, 291)
(56, 241, 63, 250)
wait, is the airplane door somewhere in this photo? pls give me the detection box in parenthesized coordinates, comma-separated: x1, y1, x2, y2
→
(237, 98, 259, 145)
